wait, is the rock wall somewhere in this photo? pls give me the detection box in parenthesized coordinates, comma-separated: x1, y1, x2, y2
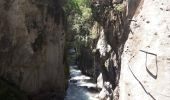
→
(0, 0, 66, 99)
(85, 0, 144, 99)
(90, 0, 133, 99)
(119, 0, 170, 100)
(89, 0, 170, 100)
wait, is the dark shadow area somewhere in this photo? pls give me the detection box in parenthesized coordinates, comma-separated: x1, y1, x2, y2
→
(139, 50, 158, 79)
(0, 77, 28, 100)
(128, 65, 156, 100)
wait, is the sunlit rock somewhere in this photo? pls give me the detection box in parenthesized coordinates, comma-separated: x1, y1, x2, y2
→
(97, 73, 104, 89)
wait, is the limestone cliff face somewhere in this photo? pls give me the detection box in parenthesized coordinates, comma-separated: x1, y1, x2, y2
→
(0, 0, 66, 99)
(120, 0, 170, 100)
(88, 0, 143, 99)
(90, 0, 170, 100)
(90, 0, 132, 99)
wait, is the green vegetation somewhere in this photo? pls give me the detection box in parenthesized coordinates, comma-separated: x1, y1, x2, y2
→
(63, 0, 94, 58)
(115, 4, 125, 12)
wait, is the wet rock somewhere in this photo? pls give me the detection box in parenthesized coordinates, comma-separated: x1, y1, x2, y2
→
(70, 80, 78, 83)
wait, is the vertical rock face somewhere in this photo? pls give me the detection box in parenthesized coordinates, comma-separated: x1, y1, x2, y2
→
(120, 0, 170, 100)
(0, 0, 66, 99)
(90, 0, 170, 100)
(89, 0, 142, 99)
(90, 0, 131, 99)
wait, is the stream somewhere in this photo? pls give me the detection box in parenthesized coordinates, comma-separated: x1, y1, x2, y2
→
(64, 65, 99, 100)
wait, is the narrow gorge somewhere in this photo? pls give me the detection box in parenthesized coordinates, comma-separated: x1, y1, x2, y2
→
(0, 0, 170, 100)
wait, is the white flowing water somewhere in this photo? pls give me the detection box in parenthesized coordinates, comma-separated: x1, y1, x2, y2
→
(64, 65, 99, 100)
